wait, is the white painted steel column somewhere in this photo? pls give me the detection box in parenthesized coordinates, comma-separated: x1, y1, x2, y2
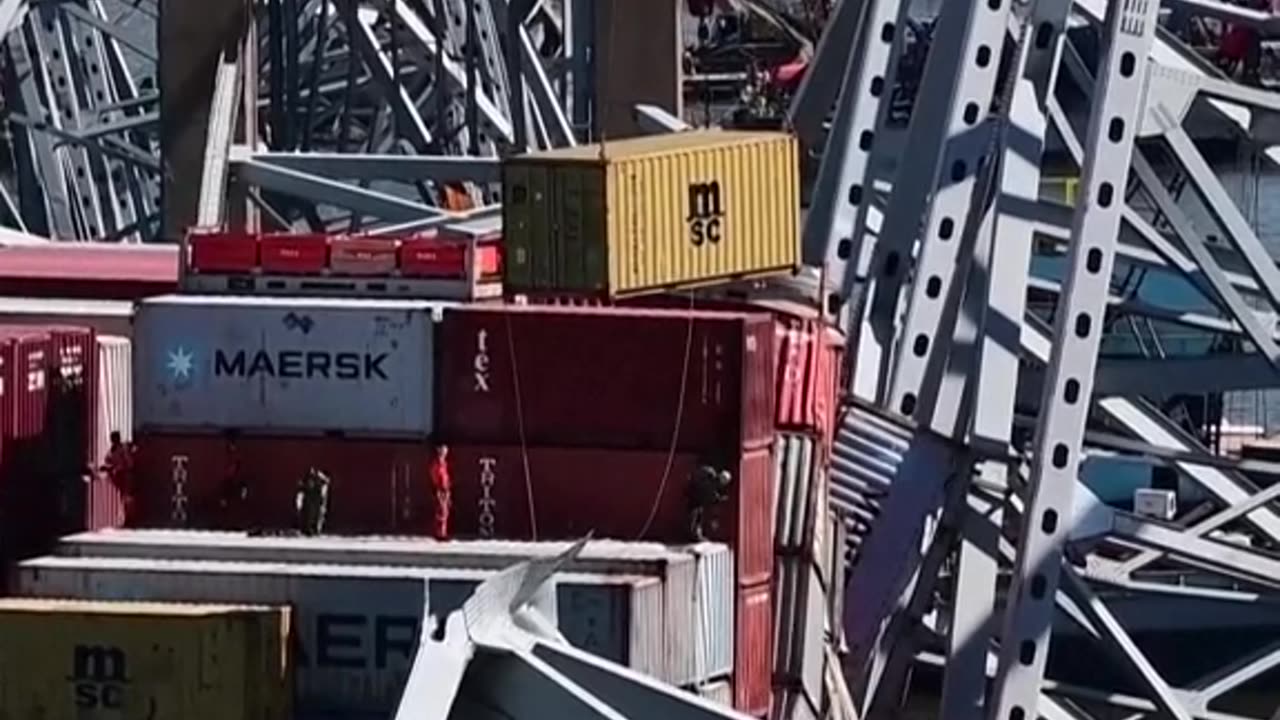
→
(881, 0, 1011, 430)
(989, 3, 1161, 719)
(799, 0, 912, 333)
(856, 0, 1007, 408)
(941, 2, 1071, 714)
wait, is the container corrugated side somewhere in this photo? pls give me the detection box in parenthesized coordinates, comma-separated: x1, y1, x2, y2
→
(774, 433, 829, 587)
(0, 297, 134, 338)
(730, 446, 775, 587)
(133, 295, 442, 436)
(829, 405, 899, 567)
(693, 543, 736, 680)
(13, 557, 724, 693)
(56, 530, 720, 576)
(52, 532, 735, 685)
(775, 318, 839, 438)
(133, 432, 432, 534)
(503, 130, 799, 297)
(0, 328, 53, 560)
(87, 336, 131, 530)
(46, 326, 98, 466)
(735, 581, 773, 714)
(438, 304, 776, 453)
(0, 597, 291, 720)
(96, 336, 132, 467)
(15, 556, 447, 718)
(772, 557, 826, 706)
(774, 434, 816, 550)
(0, 328, 51, 441)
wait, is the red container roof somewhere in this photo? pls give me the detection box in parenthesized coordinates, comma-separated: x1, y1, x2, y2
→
(0, 244, 178, 299)
(459, 302, 769, 322)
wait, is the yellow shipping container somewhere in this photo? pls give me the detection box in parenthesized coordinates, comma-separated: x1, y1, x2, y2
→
(0, 599, 292, 720)
(503, 129, 800, 297)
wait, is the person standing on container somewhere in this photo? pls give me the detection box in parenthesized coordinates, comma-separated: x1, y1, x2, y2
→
(219, 438, 249, 530)
(296, 467, 330, 536)
(101, 431, 136, 523)
(430, 445, 452, 540)
(687, 465, 733, 542)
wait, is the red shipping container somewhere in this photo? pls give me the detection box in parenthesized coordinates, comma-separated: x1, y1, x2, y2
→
(330, 236, 399, 276)
(736, 581, 774, 715)
(621, 295, 844, 441)
(133, 433, 433, 534)
(46, 326, 98, 464)
(0, 328, 51, 443)
(188, 231, 259, 273)
(399, 233, 502, 279)
(86, 474, 127, 530)
(259, 233, 329, 274)
(439, 305, 776, 453)
(446, 443, 774, 584)
(775, 317, 841, 442)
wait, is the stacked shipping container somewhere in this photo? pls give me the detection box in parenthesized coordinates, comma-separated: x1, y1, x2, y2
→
(435, 303, 776, 713)
(15, 541, 734, 714)
(131, 295, 449, 533)
(52, 532, 737, 689)
(0, 325, 125, 568)
(772, 434, 832, 718)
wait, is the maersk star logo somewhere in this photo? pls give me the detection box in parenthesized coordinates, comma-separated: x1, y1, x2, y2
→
(166, 346, 195, 385)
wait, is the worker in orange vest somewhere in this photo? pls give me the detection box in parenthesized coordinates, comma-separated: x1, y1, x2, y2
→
(430, 445, 452, 540)
(101, 431, 136, 523)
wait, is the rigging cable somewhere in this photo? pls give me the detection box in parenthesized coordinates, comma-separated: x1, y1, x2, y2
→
(504, 309, 539, 540)
(637, 290, 698, 540)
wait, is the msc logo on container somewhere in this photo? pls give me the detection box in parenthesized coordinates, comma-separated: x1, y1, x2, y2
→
(686, 181, 724, 247)
(67, 644, 128, 710)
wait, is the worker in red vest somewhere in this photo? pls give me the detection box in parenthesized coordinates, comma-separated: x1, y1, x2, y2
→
(101, 431, 136, 522)
(430, 445, 452, 540)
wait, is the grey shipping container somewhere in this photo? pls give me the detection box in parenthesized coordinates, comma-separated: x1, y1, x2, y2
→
(133, 295, 447, 435)
(14, 556, 557, 719)
(56, 530, 735, 684)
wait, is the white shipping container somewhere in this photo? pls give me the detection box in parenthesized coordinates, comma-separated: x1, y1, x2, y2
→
(133, 295, 447, 435)
(95, 335, 132, 467)
(56, 530, 735, 684)
(15, 556, 558, 718)
(556, 574, 665, 679)
(0, 297, 134, 338)
(1134, 488, 1177, 520)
